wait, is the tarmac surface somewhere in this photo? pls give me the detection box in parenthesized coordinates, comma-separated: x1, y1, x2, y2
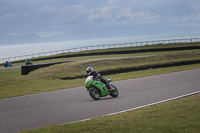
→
(0, 69, 200, 133)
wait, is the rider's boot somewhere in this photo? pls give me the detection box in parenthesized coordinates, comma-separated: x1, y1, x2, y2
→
(107, 84, 114, 91)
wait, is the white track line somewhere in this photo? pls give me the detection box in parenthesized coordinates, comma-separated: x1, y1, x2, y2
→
(70, 90, 200, 124)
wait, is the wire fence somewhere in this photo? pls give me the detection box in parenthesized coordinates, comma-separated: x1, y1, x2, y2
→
(1, 37, 200, 63)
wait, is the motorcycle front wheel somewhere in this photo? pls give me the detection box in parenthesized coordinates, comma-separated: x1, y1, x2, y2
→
(89, 88, 100, 100)
(110, 85, 119, 98)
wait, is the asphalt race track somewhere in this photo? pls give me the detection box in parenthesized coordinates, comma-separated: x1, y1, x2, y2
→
(0, 69, 200, 133)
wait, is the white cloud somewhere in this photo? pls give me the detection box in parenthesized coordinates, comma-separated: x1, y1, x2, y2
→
(87, 5, 160, 25)
(88, 6, 117, 21)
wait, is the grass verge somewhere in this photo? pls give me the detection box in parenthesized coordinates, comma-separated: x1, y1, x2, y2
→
(21, 93, 200, 133)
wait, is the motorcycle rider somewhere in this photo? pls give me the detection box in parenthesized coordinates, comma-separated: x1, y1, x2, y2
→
(86, 67, 113, 91)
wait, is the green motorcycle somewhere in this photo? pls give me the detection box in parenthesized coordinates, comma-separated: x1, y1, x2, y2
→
(84, 76, 119, 100)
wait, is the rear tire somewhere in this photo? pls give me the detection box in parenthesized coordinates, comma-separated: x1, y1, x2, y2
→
(89, 88, 101, 100)
(110, 85, 119, 98)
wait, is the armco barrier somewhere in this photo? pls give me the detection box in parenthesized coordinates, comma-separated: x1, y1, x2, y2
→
(60, 59, 200, 80)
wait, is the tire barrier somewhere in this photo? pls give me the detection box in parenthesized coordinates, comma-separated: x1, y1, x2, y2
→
(21, 61, 73, 75)
(60, 59, 200, 80)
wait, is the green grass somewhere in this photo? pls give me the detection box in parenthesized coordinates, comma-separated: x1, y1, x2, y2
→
(21, 93, 200, 133)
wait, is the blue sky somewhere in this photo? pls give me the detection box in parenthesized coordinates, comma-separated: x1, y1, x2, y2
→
(0, 0, 200, 44)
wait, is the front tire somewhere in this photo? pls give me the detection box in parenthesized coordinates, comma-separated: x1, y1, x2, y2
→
(89, 88, 100, 100)
(110, 85, 119, 98)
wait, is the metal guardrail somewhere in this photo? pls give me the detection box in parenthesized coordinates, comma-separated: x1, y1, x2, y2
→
(0, 38, 200, 63)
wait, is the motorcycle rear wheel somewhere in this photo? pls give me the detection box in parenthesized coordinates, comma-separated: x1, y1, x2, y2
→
(110, 85, 119, 98)
(89, 88, 101, 100)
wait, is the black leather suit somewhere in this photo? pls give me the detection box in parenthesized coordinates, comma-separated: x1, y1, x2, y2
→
(88, 71, 111, 89)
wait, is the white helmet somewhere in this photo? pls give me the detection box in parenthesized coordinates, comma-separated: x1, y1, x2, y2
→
(86, 67, 93, 74)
